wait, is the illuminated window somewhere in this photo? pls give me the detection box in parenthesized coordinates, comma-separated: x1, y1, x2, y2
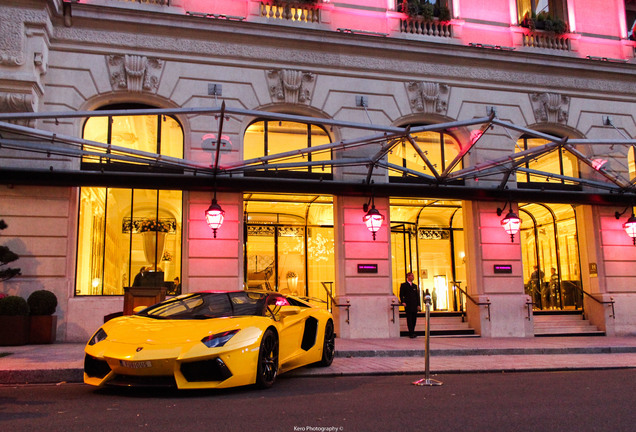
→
(244, 120, 332, 178)
(390, 199, 465, 312)
(515, 135, 579, 187)
(76, 105, 184, 296)
(517, 0, 567, 22)
(628, 1, 636, 40)
(388, 129, 462, 180)
(519, 203, 581, 311)
(243, 193, 334, 306)
(629, 146, 636, 180)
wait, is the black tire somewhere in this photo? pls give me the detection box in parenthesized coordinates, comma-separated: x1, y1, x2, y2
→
(318, 319, 335, 367)
(255, 328, 279, 389)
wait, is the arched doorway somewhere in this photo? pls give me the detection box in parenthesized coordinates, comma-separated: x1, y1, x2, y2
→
(519, 203, 582, 311)
(390, 198, 465, 311)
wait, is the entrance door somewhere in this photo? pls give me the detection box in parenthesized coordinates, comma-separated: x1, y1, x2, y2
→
(390, 199, 466, 311)
(244, 193, 335, 304)
(519, 203, 583, 310)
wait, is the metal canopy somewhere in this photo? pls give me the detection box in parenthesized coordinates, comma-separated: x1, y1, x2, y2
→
(1, 106, 636, 206)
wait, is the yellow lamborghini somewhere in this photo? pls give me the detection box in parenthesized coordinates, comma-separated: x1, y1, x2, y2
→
(84, 290, 335, 389)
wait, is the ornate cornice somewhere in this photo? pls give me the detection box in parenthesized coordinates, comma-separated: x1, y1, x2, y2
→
(107, 54, 164, 93)
(267, 69, 316, 104)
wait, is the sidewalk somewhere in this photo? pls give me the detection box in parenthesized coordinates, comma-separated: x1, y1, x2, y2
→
(1, 336, 635, 385)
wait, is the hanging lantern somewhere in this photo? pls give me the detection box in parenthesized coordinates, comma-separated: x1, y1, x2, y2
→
(623, 214, 636, 245)
(363, 206, 384, 240)
(205, 198, 225, 238)
(501, 210, 521, 243)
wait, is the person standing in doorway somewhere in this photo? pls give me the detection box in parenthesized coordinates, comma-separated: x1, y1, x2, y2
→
(400, 271, 421, 338)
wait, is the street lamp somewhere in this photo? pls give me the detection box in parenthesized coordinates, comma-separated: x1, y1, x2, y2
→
(363, 195, 384, 241)
(615, 208, 636, 246)
(205, 195, 225, 238)
(497, 203, 521, 243)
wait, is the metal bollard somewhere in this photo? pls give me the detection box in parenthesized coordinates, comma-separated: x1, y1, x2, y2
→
(412, 293, 443, 386)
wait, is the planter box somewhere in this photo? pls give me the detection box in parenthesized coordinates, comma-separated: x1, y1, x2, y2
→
(0, 316, 30, 346)
(29, 315, 57, 344)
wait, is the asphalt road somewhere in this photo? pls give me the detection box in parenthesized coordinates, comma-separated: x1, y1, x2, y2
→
(1, 370, 634, 432)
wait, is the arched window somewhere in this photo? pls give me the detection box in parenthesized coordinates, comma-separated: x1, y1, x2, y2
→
(243, 119, 332, 178)
(515, 134, 579, 188)
(388, 129, 462, 180)
(76, 105, 184, 296)
(628, 146, 636, 181)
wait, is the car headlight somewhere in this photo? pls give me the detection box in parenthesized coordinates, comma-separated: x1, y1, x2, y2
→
(88, 328, 108, 346)
(201, 330, 239, 348)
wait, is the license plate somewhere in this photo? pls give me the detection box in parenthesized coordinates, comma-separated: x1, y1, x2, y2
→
(120, 360, 152, 369)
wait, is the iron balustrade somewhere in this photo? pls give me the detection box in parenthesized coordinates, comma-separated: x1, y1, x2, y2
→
(321, 282, 350, 324)
(581, 289, 615, 319)
(452, 282, 491, 321)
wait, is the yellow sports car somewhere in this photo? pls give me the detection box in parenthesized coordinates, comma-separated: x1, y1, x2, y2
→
(84, 290, 335, 389)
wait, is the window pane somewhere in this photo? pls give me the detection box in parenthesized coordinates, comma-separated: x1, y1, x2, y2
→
(243, 120, 331, 174)
(389, 130, 461, 178)
(516, 136, 579, 184)
(76, 187, 106, 295)
(160, 115, 184, 159)
(103, 188, 132, 295)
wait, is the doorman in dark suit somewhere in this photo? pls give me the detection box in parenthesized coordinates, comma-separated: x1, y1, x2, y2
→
(399, 271, 421, 338)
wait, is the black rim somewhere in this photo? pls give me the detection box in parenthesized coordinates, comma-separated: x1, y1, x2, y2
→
(260, 332, 279, 384)
(324, 321, 335, 361)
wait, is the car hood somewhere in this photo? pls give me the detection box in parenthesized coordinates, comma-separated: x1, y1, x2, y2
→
(102, 315, 255, 345)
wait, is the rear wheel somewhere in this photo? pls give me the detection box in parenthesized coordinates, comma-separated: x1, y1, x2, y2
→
(255, 328, 279, 388)
(318, 320, 335, 367)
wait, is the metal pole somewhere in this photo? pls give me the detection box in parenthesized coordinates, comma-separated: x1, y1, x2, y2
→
(412, 293, 443, 386)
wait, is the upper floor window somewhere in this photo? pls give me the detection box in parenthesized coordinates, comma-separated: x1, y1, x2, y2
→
(515, 134, 579, 188)
(82, 103, 183, 171)
(243, 119, 332, 178)
(518, 0, 568, 30)
(627, 1, 636, 40)
(628, 146, 636, 180)
(388, 129, 462, 181)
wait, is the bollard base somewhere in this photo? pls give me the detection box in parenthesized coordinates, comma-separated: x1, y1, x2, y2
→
(412, 378, 443, 386)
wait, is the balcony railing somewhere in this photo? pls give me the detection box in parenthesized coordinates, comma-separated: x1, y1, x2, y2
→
(400, 17, 452, 38)
(523, 31, 571, 51)
(260, 1, 320, 23)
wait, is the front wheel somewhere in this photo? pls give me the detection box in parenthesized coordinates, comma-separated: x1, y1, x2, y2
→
(255, 328, 279, 389)
(318, 320, 335, 367)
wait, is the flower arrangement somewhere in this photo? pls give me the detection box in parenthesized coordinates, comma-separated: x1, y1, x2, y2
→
(137, 219, 174, 233)
(286, 271, 298, 279)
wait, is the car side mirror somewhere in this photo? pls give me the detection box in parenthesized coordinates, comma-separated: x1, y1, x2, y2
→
(278, 306, 301, 317)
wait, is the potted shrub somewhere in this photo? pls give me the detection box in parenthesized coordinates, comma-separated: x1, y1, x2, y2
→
(27, 290, 58, 344)
(0, 295, 30, 346)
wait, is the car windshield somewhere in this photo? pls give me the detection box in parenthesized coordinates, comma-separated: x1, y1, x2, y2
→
(137, 291, 268, 320)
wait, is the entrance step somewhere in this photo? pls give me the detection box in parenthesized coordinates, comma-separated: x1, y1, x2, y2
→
(533, 313, 605, 337)
(400, 312, 477, 337)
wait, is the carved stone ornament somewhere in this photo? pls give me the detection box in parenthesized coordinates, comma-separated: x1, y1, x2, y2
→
(107, 54, 164, 93)
(267, 69, 316, 104)
(406, 81, 450, 114)
(530, 92, 570, 124)
(0, 92, 34, 113)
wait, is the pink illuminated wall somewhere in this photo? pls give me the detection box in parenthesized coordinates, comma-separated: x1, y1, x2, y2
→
(571, 0, 623, 38)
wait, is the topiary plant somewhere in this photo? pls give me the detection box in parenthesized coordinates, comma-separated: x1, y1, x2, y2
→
(27, 290, 58, 316)
(0, 220, 21, 282)
(0, 295, 29, 316)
